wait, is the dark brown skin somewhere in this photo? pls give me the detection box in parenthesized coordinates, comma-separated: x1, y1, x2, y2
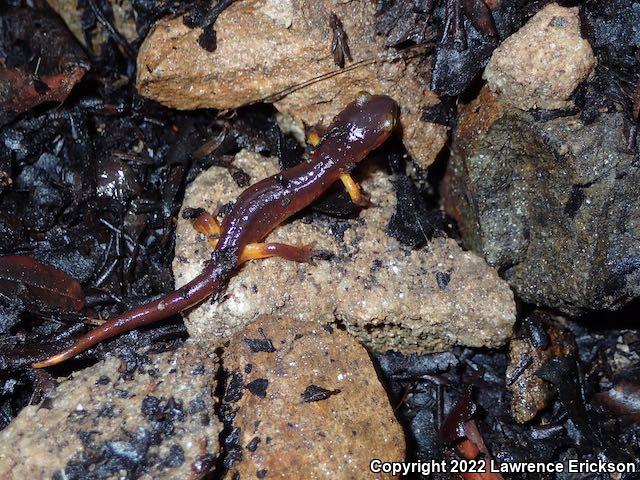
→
(33, 93, 399, 368)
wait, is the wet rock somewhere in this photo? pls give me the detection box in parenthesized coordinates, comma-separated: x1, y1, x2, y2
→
(484, 4, 596, 110)
(173, 149, 515, 354)
(0, 8, 89, 127)
(444, 86, 640, 314)
(221, 316, 405, 479)
(46, 0, 138, 51)
(580, 0, 640, 68)
(581, 0, 640, 71)
(579, 1, 640, 124)
(0, 342, 222, 479)
(136, 0, 448, 169)
(95, 155, 141, 201)
(507, 315, 575, 423)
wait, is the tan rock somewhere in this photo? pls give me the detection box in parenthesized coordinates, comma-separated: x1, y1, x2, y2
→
(173, 149, 516, 354)
(136, 0, 447, 169)
(483, 3, 596, 110)
(47, 0, 138, 51)
(221, 316, 405, 479)
(507, 320, 575, 423)
(0, 342, 222, 479)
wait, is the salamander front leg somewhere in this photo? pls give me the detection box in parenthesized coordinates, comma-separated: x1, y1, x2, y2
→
(239, 242, 314, 264)
(308, 125, 370, 208)
(191, 211, 221, 249)
(306, 125, 327, 148)
(192, 211, 221, 236)
(340, 173, 371, 207)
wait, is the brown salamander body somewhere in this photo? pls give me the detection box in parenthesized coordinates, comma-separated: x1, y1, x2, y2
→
(34, 93, 399, 368)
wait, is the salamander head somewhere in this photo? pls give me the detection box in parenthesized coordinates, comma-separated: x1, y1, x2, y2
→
(330, 92, 400, 158)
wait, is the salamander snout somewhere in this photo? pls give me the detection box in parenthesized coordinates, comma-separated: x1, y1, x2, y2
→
(355, 91, 399, 131)
(335, 92, 400, 155)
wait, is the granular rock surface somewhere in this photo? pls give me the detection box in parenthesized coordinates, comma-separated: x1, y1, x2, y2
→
(173, 149, 516, 354)
(136, 0, 448, 169)
(484, 3, 596, 110)
(0, 342, 222, 480)
(220, 316, 405, 479)
(444, 86, 640, 314)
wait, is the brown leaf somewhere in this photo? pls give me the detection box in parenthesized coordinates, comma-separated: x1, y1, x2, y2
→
(464, 0, 499, 43)
(0, 8, 89, 127)
(0, 256, 85, 314)
(594, 379, 640, 421)
(441, 388, 477, 444)
(441, 389, 505, 480)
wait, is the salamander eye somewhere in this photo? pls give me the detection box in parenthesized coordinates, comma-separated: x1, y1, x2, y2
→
(355, 91, 372, 106)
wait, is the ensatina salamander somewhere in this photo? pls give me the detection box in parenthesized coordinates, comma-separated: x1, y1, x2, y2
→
(33, 92, 399, 368)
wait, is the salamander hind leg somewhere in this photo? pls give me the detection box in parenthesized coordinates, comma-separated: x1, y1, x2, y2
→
(239, 242, 315, 264)
(340, 173, 371, 207)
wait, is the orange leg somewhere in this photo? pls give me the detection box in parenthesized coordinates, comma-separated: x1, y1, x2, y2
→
(191, 210, 222, 249)
(306, 125, 326, 147)
(191, 208, 313, 263)
(340, 173, 370, 207)
(191, 211, 221, 236)
(205, 237, 313, 264)
(307, 125, 369, 208)
(239, 242, 314, 264)
(191, 212, 313, 264)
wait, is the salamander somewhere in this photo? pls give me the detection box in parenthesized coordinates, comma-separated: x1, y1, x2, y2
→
(33, 92, 399, 368)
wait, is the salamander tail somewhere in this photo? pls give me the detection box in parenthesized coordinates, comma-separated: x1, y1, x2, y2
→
(33, 346, 83, 368)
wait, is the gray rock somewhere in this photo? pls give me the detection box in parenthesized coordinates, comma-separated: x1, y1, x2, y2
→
(173, 149, 516, 354)
(444, 87, 640, 315)
(0, 342, 222, 479)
